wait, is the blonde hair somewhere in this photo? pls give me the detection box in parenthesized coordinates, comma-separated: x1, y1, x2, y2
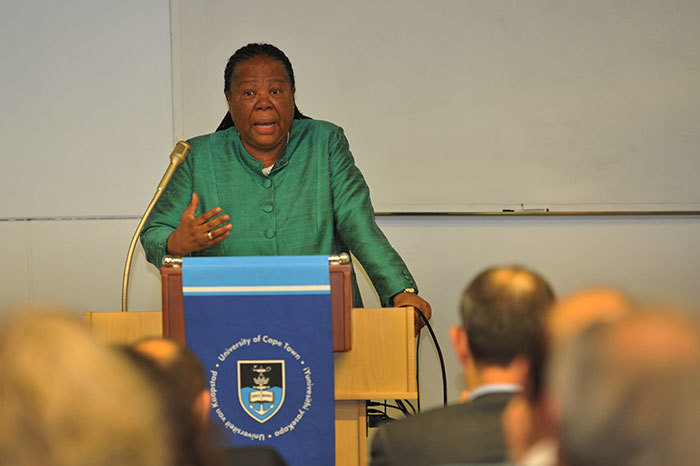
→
(0, 310, 170, 466)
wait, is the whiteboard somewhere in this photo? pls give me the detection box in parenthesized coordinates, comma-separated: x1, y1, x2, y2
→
(0, 0, 173, 219)
(174, 0, 700, 213)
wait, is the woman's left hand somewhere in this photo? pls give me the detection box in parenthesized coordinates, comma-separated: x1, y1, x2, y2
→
(393, 291, 433, 336)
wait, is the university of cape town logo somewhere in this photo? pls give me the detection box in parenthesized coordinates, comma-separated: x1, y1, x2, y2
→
(238, 360, 285, 423)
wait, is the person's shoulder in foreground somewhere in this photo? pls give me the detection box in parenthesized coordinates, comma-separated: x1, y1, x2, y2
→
(216, 446, 288, 466)
(371, 391, 516, 466)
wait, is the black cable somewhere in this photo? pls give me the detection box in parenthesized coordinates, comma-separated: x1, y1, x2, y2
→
(367, 405, 409, 416)
(400, 399, 417, 415)
(369, 305, 448, 425)
(366, 411, 394, 428)
(394, 399, 407, 416)
(367, 400, 410, 416)
(414, 307, 448, 407)
(415, 326, 421, 412)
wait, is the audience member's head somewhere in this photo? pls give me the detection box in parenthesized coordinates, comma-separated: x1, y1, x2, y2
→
(527, 287, 633, 403)
(132, 337, 210, 424)
(503, 286, 632, 464)
(0, 309, 170, 466)
(546, 286, 632, 350)
(550, 308, 700, 466)
(127, 338, 288, 466)
(123, 338, 212, 466)
(452, 266, 555, 377)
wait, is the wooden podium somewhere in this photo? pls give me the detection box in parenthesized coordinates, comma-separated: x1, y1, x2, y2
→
(85, 265, 416, 466)
(160, 264, 354, 351)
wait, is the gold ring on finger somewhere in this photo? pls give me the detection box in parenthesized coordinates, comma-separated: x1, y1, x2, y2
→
(207, 231, 213, 240)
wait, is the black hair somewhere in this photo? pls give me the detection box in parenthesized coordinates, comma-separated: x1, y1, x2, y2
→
(216, 43, 308, 131)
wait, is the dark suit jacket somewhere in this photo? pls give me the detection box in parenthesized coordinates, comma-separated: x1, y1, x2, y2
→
(370, 392, 515, 466)
(216, 446, 287, 466)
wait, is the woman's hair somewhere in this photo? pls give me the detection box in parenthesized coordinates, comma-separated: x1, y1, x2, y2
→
(216, 43, 308, 131)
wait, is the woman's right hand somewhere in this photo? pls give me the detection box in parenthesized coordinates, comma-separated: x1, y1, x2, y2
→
(166, 193, 232, 257)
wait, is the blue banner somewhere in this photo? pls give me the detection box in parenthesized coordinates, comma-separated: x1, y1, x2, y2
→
(183, 256, 335, 466)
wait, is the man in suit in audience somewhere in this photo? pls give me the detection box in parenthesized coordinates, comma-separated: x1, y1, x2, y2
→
(370, 265, 555, 466)
(549, 309, 700, 466)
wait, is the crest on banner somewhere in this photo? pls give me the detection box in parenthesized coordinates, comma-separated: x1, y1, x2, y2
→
(237, 360, 285, 423)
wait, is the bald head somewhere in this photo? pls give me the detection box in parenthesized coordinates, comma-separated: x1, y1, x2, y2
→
(133, 338, 180, 366)
(547, 287, 632, 349)
(460, 265, 555, 366)
(552, 309, 700, 466)
(605, 309, 700, 370)
(489, 268, 543, 294)
(132, 338, 207, 403)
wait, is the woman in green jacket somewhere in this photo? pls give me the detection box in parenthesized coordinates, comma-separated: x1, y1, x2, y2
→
(141, 43, 431, 324)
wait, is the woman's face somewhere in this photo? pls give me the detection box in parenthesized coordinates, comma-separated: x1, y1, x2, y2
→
(226, 56, 295, 160)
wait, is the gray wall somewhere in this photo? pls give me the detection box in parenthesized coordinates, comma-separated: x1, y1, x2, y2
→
(174, 0, 700, 213)
(3, 215, 699, 410)
(363, 214, 700, 406)
(0, 0, 173, 218)
(2, 0, 700, 411)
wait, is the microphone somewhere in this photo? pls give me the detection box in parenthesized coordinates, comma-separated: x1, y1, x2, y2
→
(121, 141, 191, 312)
(156, 140, 191, 192)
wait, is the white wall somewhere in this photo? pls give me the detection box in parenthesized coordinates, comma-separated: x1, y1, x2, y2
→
(0, 0, 173, 218)
(364, 214, 700, 407)
(0, 0, 172, 310)
(173, 0, 700, 213)
(2, 1, 700, 413)
(0, 219, 160, 313)
(3, 215, 699, 410)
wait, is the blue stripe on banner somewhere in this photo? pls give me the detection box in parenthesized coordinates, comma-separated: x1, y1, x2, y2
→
(182, 256, 330, 291)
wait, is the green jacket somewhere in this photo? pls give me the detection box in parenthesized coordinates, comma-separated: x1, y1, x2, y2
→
(140, 119, 416, 306)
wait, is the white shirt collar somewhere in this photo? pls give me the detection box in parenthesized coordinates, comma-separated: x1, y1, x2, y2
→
(467, 383, 521, 402)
